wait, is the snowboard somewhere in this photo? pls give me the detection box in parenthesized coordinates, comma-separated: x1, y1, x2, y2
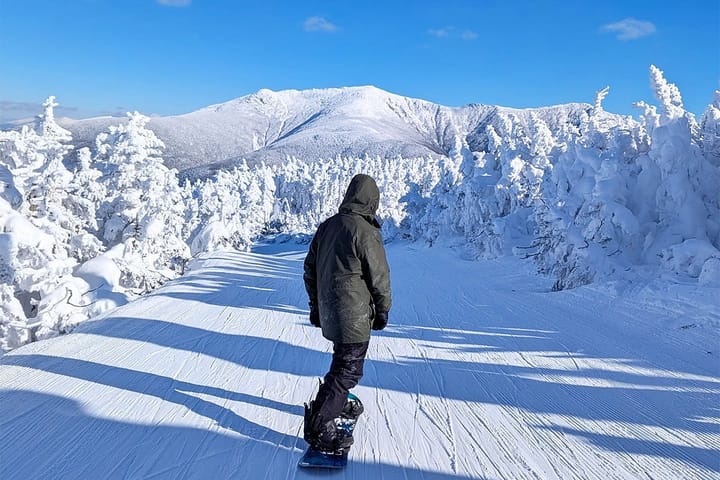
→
(297, 446, 349, 469)
(298, 392, 362, 469)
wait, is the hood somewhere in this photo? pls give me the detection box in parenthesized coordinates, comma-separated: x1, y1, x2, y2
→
(339, 174, 380, 219)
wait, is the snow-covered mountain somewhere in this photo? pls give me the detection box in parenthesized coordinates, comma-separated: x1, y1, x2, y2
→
(62, 86, 592, 174)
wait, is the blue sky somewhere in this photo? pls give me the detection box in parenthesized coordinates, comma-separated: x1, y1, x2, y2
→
(0, 0, 717, 122)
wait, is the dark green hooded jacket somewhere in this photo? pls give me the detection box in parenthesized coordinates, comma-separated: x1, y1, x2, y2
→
(303, 174, 392, 344)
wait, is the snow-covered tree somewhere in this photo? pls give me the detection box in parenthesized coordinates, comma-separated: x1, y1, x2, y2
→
(95, 112, 190, 291)
(700, 90, 720, 167)
(532, 90, 643, 288)
(642, 68, 720, 283)
(0, 98, 87, 344)
(1, 98, 76, 246)
(64, 147, 105, 262)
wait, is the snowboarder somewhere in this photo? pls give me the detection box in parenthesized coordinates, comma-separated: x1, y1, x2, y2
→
(302, 173, 392, 453)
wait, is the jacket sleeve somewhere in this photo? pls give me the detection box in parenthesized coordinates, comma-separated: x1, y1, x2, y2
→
(358, 227, 392, 313)
(303, 229, 320, 306)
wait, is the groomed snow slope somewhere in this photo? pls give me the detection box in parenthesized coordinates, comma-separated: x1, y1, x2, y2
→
(1, 242, 718, 480)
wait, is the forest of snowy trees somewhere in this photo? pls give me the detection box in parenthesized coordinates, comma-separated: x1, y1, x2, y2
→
(1, 65, 718, 352)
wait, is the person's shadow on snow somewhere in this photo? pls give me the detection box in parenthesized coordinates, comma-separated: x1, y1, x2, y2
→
(0, 354, 301, 442)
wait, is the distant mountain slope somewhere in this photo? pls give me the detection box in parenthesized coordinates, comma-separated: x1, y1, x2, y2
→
(61, 86, 593, 174)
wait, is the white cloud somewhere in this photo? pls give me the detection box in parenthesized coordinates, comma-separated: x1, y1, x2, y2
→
(304, 16, 338, 33)
(428, 27, 453, 38)
(461, 30, 478, 40)
(601, 18, 656, 41)
(157, 0, 191, 6)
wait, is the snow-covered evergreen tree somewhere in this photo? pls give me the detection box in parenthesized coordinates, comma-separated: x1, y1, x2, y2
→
(532, 88, 644, 289)
(2, 97, 77, 247)
(62, 147, 105, 262)
(700, 90, 720, 167)
(0, 97, 88, 344)
(642, 67, 720, 283)
(95, 112, 190, 291)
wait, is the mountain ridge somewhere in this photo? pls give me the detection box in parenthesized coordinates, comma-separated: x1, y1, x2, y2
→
(58, 86, 594, 175)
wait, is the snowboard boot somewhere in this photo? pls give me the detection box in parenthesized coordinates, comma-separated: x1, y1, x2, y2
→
(304, 401, 353, 453)
(313, 418, 354, 453)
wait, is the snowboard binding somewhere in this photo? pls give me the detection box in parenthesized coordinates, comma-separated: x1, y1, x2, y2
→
(300, 392, 364, 468)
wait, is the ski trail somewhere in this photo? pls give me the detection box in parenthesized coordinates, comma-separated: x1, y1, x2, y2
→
(0, 242, 718, 480)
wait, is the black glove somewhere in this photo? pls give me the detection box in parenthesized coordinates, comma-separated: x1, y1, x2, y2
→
(309, 302, 320, 328)
(372, 310, 388, 331)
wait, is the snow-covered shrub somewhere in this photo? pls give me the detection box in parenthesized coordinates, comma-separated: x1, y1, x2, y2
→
(501, 67, 717, 289)
(0, 164, 21, 208)
(0, 198, 30, 351)
(0, 192, 79, 347)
